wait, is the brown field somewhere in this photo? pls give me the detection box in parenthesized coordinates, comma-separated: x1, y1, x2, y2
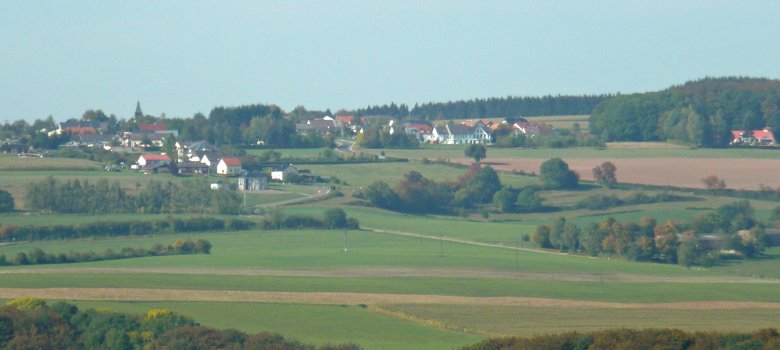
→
(1, 287, 779, 310)
(472, 157, 780, 190)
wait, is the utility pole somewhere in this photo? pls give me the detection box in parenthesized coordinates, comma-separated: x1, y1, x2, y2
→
(343, 229, 348, 253)
(439, 233, 444, 257)
(515, 240, 519, 269)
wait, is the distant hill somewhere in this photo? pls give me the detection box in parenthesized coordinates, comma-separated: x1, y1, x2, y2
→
(590, 77, 780, 146)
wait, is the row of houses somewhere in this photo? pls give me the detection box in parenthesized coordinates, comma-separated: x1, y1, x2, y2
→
(396, 119, 556, 144)
(730, 127, 776, 146)
(136, 153, 242, 176)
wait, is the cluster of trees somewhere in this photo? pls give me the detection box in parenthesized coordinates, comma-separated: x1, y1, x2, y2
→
(0, 217, 254, 242)
(573, 192, 691, 211)
(0, 239, 211, 266)
(260, 208, 360, 230)
(534, 200, 770, 267)
(362, 165, 506, 214)
(462, 328, 780, 350)
(25, 177, 241, 215)
(0, 299, 360, 350)
(355, 128, 419, 148)
(590, 77, 780, 146)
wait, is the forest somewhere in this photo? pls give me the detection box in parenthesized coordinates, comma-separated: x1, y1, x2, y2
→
(590, 77, 780, 146)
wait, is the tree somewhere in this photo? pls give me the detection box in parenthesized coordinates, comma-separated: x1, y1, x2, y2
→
(464, 144, 487, 164)
(323, 208, 348, 229)
(702, 175, 726, 191)
(539, 158, 579, 189)
(515, 188, 543, 212)
(592, 161, 617, 188)
(0, 189, 14, 212)
(492, 187, 516, 213)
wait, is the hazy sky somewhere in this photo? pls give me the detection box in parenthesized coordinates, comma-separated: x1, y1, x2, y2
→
(2, 1, 779, 122)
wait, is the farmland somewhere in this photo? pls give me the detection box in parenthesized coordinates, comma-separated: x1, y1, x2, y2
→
(2, 129, 780, 349)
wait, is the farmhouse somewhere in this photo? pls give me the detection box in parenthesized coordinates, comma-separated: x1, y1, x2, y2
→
(216, 156, 242, 176)
(513, 121, 555, 137)
(137, 153, 171, 167)
(730, 128, 776, 145)
(431, 123, 493, 144)
(272, 164, 299, 181)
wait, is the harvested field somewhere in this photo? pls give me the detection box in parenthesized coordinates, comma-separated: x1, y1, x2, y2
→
(1, 287, 779, 310)
(473, 157, 780, 190)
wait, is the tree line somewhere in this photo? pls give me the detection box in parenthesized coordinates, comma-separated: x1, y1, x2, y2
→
(353, 95, 611, 120)
(0, 298, 360, 350)
(0, 239, 211, 266)
(0, 217, 253, 242)
(590, 77, 780, 146)
(25, 177, 242, 215)
(462, 328, 780, 350)
(533, 200, 771, 267)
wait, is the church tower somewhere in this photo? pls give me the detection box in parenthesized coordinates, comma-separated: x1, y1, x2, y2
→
(135, 101, 143, 118)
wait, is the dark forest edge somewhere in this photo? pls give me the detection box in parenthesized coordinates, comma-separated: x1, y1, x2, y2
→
(0, 239, 211, 266)
(461, 328, 780, 350)
(0, 298, 361, 350)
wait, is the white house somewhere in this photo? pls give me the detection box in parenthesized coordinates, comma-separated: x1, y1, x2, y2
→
(271, 164, 299, 181)
(216, 157, 242, 176)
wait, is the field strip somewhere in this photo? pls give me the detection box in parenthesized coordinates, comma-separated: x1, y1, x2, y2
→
(365, 226, 554, 255)
(1, 287, 780, 310)
(1, 266, 777, 283)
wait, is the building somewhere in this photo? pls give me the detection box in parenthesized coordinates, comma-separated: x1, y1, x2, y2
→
(238, 175, 269, 191)
(731, 128, 776, 145)
(137, 153, 171, 167)
(271, 164, 299, 181)
(216, 156, 242, 176)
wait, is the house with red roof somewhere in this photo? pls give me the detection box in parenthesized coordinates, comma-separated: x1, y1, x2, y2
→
(335, 115, 355, 125)
(138, 123, 167, 132)
(137, 153, 171, 167)
(217, 156, 243, 176)
(731, 128, 776, 146)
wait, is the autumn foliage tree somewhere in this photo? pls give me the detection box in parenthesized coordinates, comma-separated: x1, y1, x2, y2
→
(702, 175, 726, 191)
(592, 161, 617, 187)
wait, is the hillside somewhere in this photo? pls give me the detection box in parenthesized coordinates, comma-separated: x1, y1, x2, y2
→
(590, 77, 780, 146)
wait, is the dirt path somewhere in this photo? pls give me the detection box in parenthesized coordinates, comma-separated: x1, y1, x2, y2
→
(0, 287, 777, 310)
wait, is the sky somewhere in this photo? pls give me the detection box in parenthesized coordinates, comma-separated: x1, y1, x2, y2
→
(1, 0, 779, 122)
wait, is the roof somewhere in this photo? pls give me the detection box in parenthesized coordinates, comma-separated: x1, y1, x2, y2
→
(308, 119, 336, 129)
(220, 156, 242, 166)
(336, 115, 354, 124)
(405, 123, 433, 133)
(63, 127, 96, 135)
(139, 153, 171, 161)
(447, 123, 473, 135)
(139, 123, 167, 132)
(753, 129, 775, 141)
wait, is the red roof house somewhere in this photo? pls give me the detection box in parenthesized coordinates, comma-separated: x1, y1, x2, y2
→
(137, 153, 171, 167)
(139, 123, 167, 132)
(217, 156, 242, 176)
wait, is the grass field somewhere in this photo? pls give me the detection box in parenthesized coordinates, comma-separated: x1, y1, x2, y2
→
(64, 300, 482, 350)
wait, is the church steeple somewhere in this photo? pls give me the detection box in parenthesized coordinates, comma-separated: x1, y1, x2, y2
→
(135, 101, 143, 118)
